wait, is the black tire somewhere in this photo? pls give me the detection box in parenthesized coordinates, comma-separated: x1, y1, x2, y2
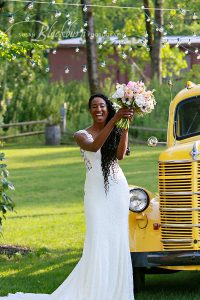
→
(133, 267, 145, 293)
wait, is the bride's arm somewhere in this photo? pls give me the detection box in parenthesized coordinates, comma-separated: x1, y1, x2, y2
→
(116, 129, 129, 160)
(74, 108, 132, 152)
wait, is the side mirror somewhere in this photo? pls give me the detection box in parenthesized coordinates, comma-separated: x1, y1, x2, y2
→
(147, 136, 167, 147)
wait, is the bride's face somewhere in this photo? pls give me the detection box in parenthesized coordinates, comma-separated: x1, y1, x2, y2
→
(90, 97, 109, 124)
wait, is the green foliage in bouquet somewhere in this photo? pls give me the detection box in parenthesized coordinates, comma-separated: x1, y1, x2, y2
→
(0, 151, 15, 231)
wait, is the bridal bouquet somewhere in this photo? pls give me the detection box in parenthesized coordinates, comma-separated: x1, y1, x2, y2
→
(112, 81, 156, 129)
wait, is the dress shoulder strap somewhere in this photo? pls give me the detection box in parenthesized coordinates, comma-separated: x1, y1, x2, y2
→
(75, 129, 94, 141)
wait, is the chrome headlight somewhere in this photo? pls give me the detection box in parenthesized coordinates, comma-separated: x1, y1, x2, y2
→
(129, 188, 149, 213)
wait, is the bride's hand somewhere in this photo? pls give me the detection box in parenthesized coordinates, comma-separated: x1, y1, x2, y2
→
(113, 108, 134, 123)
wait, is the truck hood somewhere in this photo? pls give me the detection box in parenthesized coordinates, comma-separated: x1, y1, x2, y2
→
(159, 140, 200, 161)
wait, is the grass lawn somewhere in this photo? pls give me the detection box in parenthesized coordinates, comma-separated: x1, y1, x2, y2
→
(0, 141, 200, 299)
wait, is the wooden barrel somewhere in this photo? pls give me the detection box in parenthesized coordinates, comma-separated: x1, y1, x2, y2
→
(45, 125, 61, 145)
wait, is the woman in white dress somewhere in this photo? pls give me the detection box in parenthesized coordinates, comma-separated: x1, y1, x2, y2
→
(0, 94, 134, 300)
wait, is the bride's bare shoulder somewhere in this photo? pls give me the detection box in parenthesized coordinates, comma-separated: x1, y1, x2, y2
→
(74, 129, 89, 142)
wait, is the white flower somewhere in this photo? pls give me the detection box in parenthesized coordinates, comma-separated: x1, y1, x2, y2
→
(112, 84, 125, 99)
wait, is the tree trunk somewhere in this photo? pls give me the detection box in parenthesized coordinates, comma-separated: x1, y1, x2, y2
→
(143, 0, 163, 84)
(80, 0, 99, 94)
(152, 0, 163, 84)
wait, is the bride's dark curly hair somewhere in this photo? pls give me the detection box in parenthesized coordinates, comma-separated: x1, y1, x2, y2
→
(89, 93, 126, 194)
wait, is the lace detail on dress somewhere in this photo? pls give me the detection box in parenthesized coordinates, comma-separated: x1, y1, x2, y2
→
(76, 130, 93, 172)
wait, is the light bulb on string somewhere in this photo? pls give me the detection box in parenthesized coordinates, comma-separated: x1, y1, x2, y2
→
(98, 44, 103, 49)
(66, 14, 70, 18)
(83, 5, 87, 12)
(192, 13, 197, 20)
(185, 50, 188, 54)
(45, 67, 50, 72)
(83, 65, 87, 72)
(80, 28, 84, 33)
(112, 0, 117, 3)
(188, 39, 191, 45)
(150, 20, 154, 25)
(51, 0, 56, 4)
(30, 60, 36, 67)
(100, 61, 106, 68)
(12, 55, 17, 60)
(68, 20, 72, 26)
(28, 1, 34, 10)
(8, 14, 14, 23)
(103, 28, 107, 35)
(122, 52, 127, 59)
(122, 34, 127, 39)
(141, 5, 145, 9)
(195, 48, 198, 53)
(52, 49, 57, 54)
(129, 47, 133, 52)
(180, 8, 186, 15)
(75, 47, 80, 53)
(175, 43, 180, 48)
(145, 32, 148, 38)
(84, 22, 88, 27)
(169, 22, 174, 29)
(25, 14, 30, 21)
(90, 34, 95, 40)
(103, 40, 107, 45)
(117, 44, 121, 49)
(55, 10, 61, 18)
(147, 17, 150, 22)
(146, 47, 150, 52)
(65, 67, 70, 74)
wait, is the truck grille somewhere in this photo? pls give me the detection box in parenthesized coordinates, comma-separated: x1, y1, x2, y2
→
(159, 161, 200, 250)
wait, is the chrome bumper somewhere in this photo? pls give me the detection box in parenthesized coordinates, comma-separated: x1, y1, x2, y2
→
(131, 251, 200, 267)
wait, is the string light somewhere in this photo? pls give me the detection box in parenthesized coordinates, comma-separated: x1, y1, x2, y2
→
(27, 1, 34, 10)
(122, 52, 127, 59)
(83, 22, 88, 27)
(197, 55, 200, 59)
(25, 14, 30, 21)
(103, 28, 108, 35)
(195, 48, 198, 53)
(75, 47, 80, 53)
(64, 66, 70, 74)
(55, 10, 61, 18)
(83, 5, 87, 12)
(169, 22, 174, 29)
(45, 67, 50, 72)
(100, 61, 106, 67)
(82, 65, 87, 72)
(8, 14, 15, 23)
(98, 44, 103, 49)
(192, 13, 197, 20)
(52, 49, 57, 54)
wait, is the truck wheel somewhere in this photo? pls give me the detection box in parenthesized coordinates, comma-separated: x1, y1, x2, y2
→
(133, 267, 145, 293)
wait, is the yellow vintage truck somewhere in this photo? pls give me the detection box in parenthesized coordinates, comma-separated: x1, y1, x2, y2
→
(129, 81, 200, 292)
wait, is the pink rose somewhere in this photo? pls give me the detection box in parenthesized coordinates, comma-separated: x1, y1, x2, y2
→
(127, 81, 135, 89)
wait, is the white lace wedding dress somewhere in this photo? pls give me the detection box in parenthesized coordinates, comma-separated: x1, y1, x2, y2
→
(0, 129, 134, 300)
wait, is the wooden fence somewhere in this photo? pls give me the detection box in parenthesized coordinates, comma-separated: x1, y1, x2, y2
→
(0, 120, 49, 140)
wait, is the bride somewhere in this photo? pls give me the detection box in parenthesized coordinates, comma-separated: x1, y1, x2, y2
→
(0, 93, 134, 300)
